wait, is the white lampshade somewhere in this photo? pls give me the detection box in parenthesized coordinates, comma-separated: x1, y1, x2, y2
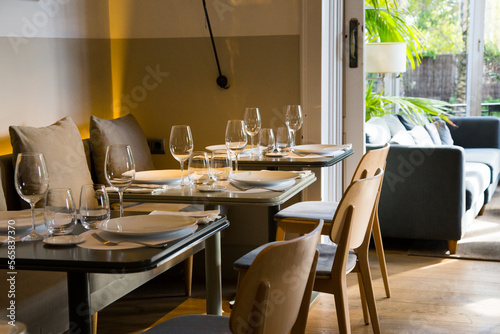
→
(365, 42, 407, 73)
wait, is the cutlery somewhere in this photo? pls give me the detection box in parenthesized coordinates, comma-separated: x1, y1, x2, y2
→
(91, 232, 169, 249)
(230, 182, 285, 192)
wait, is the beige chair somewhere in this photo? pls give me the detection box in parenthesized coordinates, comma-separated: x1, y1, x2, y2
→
(235, 169, 385, 334)
(274, 144, 391, 299)
(143, 221, 323, 334)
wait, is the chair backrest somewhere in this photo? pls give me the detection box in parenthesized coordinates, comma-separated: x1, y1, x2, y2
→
(350, 144, 389, 182)
(229, 221, 323, 334)
(330, 169, 384, 250)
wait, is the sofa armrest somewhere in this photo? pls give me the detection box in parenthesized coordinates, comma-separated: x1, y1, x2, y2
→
(448, 116, 500, 148)
(379, 145, 466, 240)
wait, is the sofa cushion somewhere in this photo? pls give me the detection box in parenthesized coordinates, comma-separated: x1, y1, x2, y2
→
(409, 126, 435, 146)
(424, 122, 442, 145)
(397, 113, 430, 130)
(389, 130, 415, 145)
(464, 148, 500, 183)
(9, 116, 93, 206)
(365, 121, 391, 145)
(90, 114, 155, 184)
(382, 114, 406, 137)
(464, 162, 491, 211)
(434, 119, 454, 145)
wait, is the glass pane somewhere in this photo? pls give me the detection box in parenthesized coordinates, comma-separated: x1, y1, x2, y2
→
(402, 0, 470, 116)
(482, 0, 500, 116)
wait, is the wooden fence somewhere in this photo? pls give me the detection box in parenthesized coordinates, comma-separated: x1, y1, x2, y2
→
(402, 54, 500, 102)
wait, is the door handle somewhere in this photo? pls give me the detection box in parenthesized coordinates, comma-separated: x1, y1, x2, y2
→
(349, 18, 359, 68)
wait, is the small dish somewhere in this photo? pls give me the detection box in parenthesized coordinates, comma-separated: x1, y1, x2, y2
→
(198, 185, 226, 192)
(43, 235, 86, 246)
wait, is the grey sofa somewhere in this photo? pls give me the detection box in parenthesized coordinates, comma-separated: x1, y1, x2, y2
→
(366, 114, 500, 253)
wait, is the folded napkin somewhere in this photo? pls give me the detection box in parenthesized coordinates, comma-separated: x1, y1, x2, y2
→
(226, 179, 296, 193)
(106, 185, 167, 194)
(150, 209, 220, 224)
(287, 149, 346, 159)
(77, 226, 197, 250)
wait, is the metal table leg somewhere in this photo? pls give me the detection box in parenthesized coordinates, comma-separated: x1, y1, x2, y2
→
(67, 272, 91, 334)
(205, 231, 223, 315)
(268, 205, 279, 242)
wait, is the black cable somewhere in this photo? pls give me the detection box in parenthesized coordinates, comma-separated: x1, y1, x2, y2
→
(202, 0, 229, 89)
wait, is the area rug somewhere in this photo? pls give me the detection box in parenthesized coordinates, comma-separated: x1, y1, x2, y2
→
(408, 189, 500, 262)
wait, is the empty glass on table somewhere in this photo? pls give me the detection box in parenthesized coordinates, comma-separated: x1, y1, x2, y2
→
(285, 104, 303, 147)
(258, 128, 275, 155)
(105, 144, 135, 217)
(44, 188, 77, 235)
(79, 184, 110, 229)
(225, 120, 248, 172)
(187, 151, 210, 186)
(14, 152, 49, 241)
(210, 149, 232, 182)
(243, 107, 261, 156)
(276, 127, 291, 153)
(170, 125, 194, 187)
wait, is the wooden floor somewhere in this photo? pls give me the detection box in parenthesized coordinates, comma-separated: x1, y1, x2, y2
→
(97, 246, 500, 333)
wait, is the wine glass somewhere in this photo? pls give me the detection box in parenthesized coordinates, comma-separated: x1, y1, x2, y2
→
(276, 127, 291, 153)
(243, 107, 261, 156)
(44, 188, 77, 235)
(79, 184, 110, 230)
(225, 120, 248, 172)
(258, 128, 275, 155)
(169, 125, 194, 187)
(14, 152, 49, 241)
(285, 104, 303, 147)
(104, 144, 135, 217)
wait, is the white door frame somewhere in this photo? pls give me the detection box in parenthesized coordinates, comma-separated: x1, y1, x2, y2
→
(467, 0, 486, 116)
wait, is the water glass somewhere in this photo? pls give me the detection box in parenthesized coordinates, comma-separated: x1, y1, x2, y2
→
(44, 188, 77, 235)
(210, 150, 232, 182)
(187, 151, 210, 186)
(79, 184, 110, 230)
(258, 128, 275, 155)
(276, 127, 291, 153)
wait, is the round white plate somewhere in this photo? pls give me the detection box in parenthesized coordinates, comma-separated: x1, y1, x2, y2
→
(266, 152, 288, 157)
(292, 144, 343, 155)
(134, 169, 182, 185)
(198, 185, 226, 192)
(229, 171, 298, 187)
(43, 235, 86, 246)
(98, 215, 196, 236)
(0, 211, 44, 232)
(205, 144, 252, 154)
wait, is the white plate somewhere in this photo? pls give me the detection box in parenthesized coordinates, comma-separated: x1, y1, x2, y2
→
(205, 144, 252, 154)
(229, 171, 298, 187)
(43, 235, 86, 246)
(98, 215, 196, 236)
(292, 144, 343, 155)
(0, 211, 44, 232)
(198, 185, 226, 192)
(134, 169, 182, 185)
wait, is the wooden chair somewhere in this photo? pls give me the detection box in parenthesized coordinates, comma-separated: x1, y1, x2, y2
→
(235, 169, 385, 333)
(143, 221, 323, 334)
(274, 144, 391, 299)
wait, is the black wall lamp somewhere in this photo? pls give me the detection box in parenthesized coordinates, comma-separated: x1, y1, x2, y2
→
(202, 0, 229, 89)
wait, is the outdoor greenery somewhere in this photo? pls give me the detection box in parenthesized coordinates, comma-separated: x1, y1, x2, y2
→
(365, 0, 452, 121)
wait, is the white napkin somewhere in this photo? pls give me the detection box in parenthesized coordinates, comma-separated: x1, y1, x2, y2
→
(105, 185, 168, 194)
(226, 179, 296, 193)
(287, 149, 346, 159)
(77, 226, 197, 250)
(149, 209, 220, 224)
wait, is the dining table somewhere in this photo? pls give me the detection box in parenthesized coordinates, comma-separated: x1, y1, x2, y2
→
(0, 214, 229, 334)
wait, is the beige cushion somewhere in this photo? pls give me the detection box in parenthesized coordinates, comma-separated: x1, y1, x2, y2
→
(89, 114, 155, 184)
(9, 117, 93, 206)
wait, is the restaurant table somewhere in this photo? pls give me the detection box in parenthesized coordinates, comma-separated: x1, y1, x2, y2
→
(0, 215, 229, 334)
(238, 147, 353, 169)
(112, 173, 317, 242)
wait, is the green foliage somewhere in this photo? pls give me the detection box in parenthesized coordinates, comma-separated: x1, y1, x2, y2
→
(365, 0, 424, 68)
(484, 41, 500, 62)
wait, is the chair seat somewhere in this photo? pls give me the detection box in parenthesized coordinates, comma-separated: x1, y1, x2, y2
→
(275, 201, 339, 221)
(234, 242, 357, 277)
(144, 315, 230, 334)
(317, 243, 357, 277)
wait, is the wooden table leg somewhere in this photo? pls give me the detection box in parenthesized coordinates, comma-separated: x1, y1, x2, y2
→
(67, 272, 92, 334)
(268, 205, 279, 242)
